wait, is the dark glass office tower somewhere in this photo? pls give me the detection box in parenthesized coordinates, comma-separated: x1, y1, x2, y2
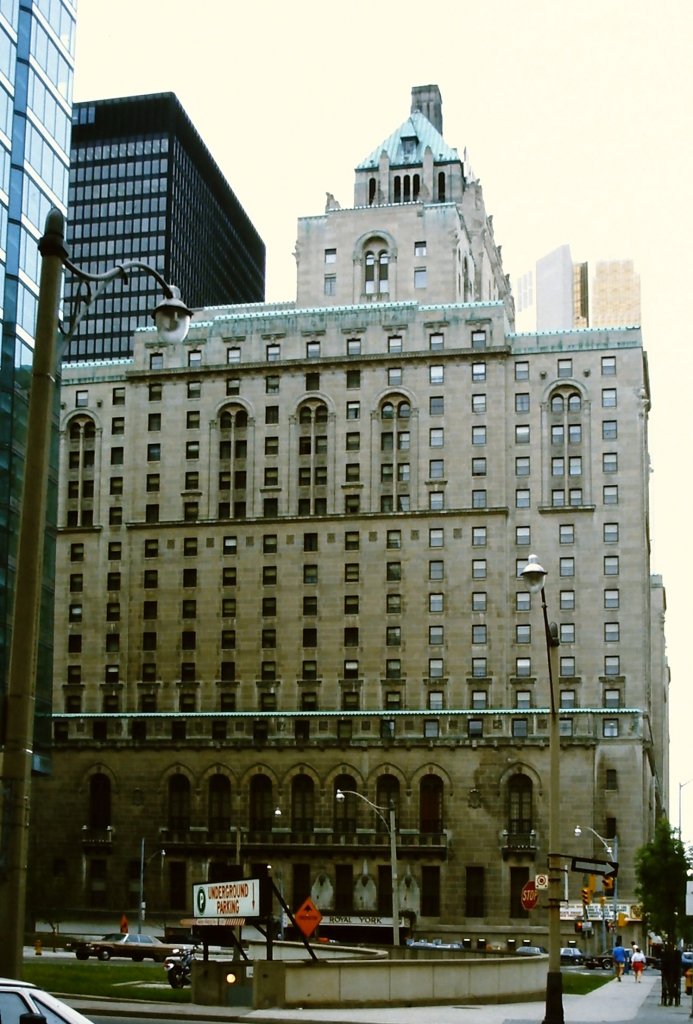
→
(0, 0, 76, 767)
(65, 93, 266, 360)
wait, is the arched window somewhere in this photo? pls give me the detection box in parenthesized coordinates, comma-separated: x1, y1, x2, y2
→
(420, 774, 443, 833)
(217, 406, 249, 520)
(568, 393, 581, 412)
(381, 402, 395, 420)
(208, 775, 231, 833)
(66, 416, 97, 528)
(291, 775, 315, 833)
(364, 248, 390, 296)
(438, 171, 446, 202)
(297, 403, 329, 516)
(398, 401, 410, 419)
(334, 774, 358, 835)
(375, 775, 400, 832)
(507, 774, 533, 835)
(403, 175, 411, 203)
(168, 775, 191, 832)
(413, 174, 420, 200)
(249, 775, 274, 832)
(393, 176, 401, 204)
(368, 178, 377, 205)
(89, 773, 111, 830)
(551, 395, 564, 413)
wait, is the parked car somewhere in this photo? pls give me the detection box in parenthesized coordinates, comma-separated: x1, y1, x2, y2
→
(72, 932, 188, 962)
(516, 944, 548, 956)
(585, 951, 614, 970)
(560, 946, 586, 965)
(681, 950, 693, 968)
(405, 938, 463, 950)
(0, 977, 95, 1023)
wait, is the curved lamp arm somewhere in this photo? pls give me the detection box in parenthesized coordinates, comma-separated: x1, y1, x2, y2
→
(40, 207, 192, 345)
(335, 788, 391, 832)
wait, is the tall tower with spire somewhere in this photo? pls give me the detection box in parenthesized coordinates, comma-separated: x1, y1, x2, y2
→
(296, 87, 514, 323)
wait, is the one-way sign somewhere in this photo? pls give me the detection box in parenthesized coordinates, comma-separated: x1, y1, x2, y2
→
(570, 857, 618, 879)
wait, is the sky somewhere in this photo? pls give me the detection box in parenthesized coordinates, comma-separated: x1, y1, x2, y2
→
(72, 0, 693, 841)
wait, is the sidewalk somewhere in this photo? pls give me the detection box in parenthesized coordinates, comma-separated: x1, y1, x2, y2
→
(68, 971, 693, 1024)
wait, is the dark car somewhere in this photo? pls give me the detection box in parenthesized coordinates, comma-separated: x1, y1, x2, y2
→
(516, 944, 548, 956)
(560, 946, 586, 965)
(585, 951, 614, 970)
(73, 932, 188, 962)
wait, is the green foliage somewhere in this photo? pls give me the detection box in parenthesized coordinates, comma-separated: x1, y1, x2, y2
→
(634, 817, 691, 944)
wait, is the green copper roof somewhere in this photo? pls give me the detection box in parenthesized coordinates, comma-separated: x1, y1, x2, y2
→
(356, 111, 460, 170)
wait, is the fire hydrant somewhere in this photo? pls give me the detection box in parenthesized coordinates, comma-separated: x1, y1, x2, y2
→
(34, 939, 42, 956)
(685, 968, 692, 996)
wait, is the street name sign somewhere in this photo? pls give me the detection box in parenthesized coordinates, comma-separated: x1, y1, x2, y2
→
(570, 857, 618, 879)
(193, 878, 260, 920)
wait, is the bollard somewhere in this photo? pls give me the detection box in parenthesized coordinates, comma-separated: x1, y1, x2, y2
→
(34, 939, 42, 956)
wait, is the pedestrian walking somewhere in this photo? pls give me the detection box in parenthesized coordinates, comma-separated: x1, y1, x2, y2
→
(631, 946, 646, 981)
(613, 941, 627, 980)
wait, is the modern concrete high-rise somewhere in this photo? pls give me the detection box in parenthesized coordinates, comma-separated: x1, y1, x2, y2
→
(64, 93, 266, 361)
(0, 0, 76, 770)
(30, 86, 667, 948)
(516, 247, 641, 332)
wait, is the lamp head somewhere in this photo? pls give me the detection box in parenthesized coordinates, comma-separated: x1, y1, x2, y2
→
(521, 553, 547, 594)
(574, 826, 582, 838)
(336, 789, 345, 803)
(153, 291, 193, 344)
(274, 806, 282, 817)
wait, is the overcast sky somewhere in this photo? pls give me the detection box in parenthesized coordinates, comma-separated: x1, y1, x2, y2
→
(72, 0, 693, 842)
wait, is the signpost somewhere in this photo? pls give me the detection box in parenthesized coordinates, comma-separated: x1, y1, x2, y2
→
(570, 857, 618, 879)
(294, 897, 323, 938)
(521, 879, 538, 912)
(192, 878, 259, 922)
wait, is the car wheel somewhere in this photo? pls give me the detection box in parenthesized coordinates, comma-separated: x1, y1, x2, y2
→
(98, 949, 111, 961)
(132, 954, 144, 962)
(75, 949, 88, 961)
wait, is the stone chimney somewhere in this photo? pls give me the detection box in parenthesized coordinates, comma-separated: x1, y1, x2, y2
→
(411, 84, 443, 134)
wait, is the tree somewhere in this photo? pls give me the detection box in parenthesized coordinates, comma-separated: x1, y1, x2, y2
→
(634, 817, 691, 944)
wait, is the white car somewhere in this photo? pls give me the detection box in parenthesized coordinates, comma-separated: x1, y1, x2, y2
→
(0, 977, 95, 1023)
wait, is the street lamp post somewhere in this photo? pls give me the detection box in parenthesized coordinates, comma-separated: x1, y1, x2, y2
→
(575, 826, 619, 941)
(138, 839, 166, 934)
(0, 208, 191, 979)
(678, 779, 693, 840)
(335, 788, 400, 948)
(521, 554, 563, 1024)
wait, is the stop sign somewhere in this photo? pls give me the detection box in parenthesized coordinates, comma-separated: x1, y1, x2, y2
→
(520, 880, 538, 911)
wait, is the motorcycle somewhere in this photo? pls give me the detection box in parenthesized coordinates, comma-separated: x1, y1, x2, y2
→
(164, 947, 196, 988)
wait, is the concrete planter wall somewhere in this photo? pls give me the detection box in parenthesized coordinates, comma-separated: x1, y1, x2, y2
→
(253, 955, 547, 1009)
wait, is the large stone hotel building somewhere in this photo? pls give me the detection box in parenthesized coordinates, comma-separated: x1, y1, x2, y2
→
(29, 86, 668, 946)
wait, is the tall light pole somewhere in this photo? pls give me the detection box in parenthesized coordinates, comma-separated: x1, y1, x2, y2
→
(335, 788, 400, 947)
(521, 554, 563, 1024)
(0, 208, 191, 979)
(678, 779, 693, 839)
(138, 839, 166, 934)
(575, 825, 619, 944)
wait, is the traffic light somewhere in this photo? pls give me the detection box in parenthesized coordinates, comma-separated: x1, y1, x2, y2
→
(603, 876, 614, 894)
(581, 887, 592, 904)
(575, 920, 584, 933)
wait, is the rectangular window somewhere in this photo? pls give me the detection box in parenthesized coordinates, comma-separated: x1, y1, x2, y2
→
(346, 401, 360, 420)
(602, 388, 617, 408)
(472, 559, 487, 579)
(472, 393, 486, 413)
(514, 361, 529, 381)
(472, 362, 486, 382)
